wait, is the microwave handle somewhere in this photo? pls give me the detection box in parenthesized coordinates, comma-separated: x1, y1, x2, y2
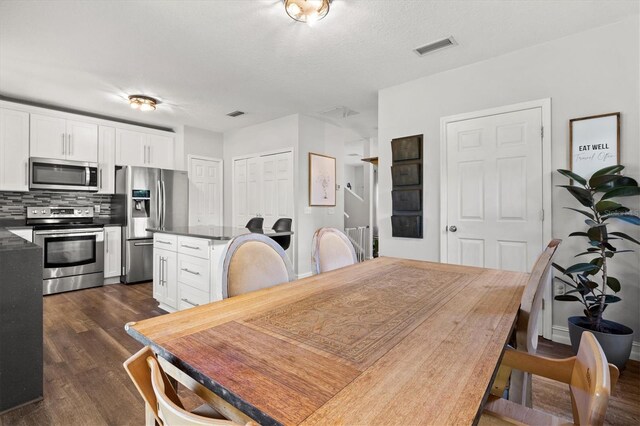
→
(86, 167, 90, 186)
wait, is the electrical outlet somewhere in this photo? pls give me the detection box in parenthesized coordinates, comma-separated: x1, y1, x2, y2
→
(94, 204, 101, 214)
(554, 281, 565, 296)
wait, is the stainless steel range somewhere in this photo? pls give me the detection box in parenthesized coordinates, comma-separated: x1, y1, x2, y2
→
(28, 206, 104, 295)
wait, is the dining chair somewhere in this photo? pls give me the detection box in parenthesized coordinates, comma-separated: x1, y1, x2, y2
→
(491, 239, 561, 407)
(245, 217, 263, 229)
(270, 218, 292, 251)
(311, 227, 358, 274)
(480, 331, 619, 426)
(123, 346, 235, 425)
(221, 233, 295, 298)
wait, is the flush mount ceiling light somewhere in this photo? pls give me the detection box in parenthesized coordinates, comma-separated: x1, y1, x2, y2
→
(128, 95, 158, 111)
(284, 0, 331, 25)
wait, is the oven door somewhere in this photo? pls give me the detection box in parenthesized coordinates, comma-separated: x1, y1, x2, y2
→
(30, 157, 98, 192)
(34, 229, 104, 279)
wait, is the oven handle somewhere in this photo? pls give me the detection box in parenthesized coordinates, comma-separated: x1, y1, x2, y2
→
(134, 242, 154, 246)
(35, 232, 104, 238)
(34, 229, 104, 236)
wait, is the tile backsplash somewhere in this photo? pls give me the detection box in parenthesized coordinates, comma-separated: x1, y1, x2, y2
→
(0, 191, 114, 219)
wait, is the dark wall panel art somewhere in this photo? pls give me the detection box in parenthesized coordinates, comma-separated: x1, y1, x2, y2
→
(390, 134, 423, 238)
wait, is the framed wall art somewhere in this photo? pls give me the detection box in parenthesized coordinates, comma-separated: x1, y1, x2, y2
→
(570, 112, 620, 179)
(309, 152, 336, 206)
(390, 134, 423, 238)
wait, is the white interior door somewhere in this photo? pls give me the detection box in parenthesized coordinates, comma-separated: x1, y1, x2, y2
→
(246, 157, 262, 223)
(233, 159, 248, 227)
(189, 157, 223, 226)
(445, 107, 544, 272)
(261, 151, 294, 229)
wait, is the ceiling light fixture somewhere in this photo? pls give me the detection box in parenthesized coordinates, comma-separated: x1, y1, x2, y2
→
(284, 0, 331, 25)
(128, 95, 158, 112)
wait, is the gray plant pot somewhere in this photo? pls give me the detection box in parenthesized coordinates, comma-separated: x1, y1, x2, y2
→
(568, 316, 634, 370)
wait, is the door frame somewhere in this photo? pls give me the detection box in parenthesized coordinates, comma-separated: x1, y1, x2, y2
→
(439, 98, 553, 338)
(187, 154, 224, 227)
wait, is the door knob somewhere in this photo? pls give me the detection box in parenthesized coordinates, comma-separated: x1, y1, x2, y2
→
(448, 225, 457, 232)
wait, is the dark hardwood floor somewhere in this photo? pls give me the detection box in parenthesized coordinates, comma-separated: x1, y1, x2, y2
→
(0, 283, 638, 425)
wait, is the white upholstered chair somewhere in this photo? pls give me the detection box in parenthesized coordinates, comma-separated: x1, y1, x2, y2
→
(481, 331, 618, 426)
(221, 233, 295, 298)
(311, 227, 358, 274)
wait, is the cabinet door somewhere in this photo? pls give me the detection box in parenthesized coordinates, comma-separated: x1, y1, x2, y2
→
(98, 126, 116, 194)
(153, 248, 166, 303)
(163, 250, 178, 308)
(0, 108, 30, 191)
(30, 113, 66, 159)
(115, 129, 146, 166)
(104, 226, 121, 278)
(66, 120, 98, 162)
(147, 134, 174, 169)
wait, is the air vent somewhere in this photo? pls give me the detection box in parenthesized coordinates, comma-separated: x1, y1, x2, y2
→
(319, 106, 359, 120)
(414, 36, 457, 56)
(226, 110, 245, 117)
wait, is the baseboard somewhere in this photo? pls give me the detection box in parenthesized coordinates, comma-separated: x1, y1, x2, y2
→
(103, 276, 121, 285)
(551, 325, 640, 361)
(297, 271, 313, 279)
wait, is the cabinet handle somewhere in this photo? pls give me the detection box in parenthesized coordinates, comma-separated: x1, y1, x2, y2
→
(180, 244, 200, 250)
(181, 267, 200, 276)
(61, 134, 65, 155)
(181, 298, 200, 307)
(156, 240, 171, 245)
(99, 169, 103, 189)
(159, 256, 165, 286)
(68, 134, 73, 156)
(106, 232, 109, 253)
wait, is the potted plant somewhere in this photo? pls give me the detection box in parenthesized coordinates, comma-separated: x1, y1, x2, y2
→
(553, 165, 639, 369)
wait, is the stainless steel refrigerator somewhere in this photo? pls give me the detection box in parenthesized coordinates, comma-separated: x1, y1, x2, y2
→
(114, 166, 188, 283)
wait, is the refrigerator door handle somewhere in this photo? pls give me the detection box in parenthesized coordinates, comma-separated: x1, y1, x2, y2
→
(161, 180, 167, 229)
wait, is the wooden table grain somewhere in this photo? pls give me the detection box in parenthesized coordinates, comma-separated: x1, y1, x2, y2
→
(126, 257, 528, 426)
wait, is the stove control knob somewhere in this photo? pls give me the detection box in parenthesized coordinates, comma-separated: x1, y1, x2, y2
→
(84, 209, 90, 214)
(41, 209, 46, 214)
(32, 209, 37, 214)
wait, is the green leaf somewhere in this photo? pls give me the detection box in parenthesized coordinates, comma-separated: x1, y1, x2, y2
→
(601, 186, 640, 200)
(575, 251, 596, 257)
(564, 207, 594, 220)
(606, 277, 621, 292)
(604, 295, 622, 303)
(609, 231, 640, 245)
(557, 169, 587, 185)
(558, 185, 594, 207)
(609, 176, 639, 188)
(554, 276, 577, 288)
(587, 225, 607, 242)
(569, 232, 589, 237)
(591, 165, 624, 178)
(585, 219, 598, 227)
(589, 174, 622, 188)
(565, 263, 600, 274)
(613, 214, 640, 225)
(555, 295, 582, 302)
(595, 200, 622, 213)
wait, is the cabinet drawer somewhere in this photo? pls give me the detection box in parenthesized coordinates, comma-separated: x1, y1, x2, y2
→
(177, 254, 210, 292)
(154, 233, 177, 250)
(178, 283, 210, 310)
(178, 236, 210, 259)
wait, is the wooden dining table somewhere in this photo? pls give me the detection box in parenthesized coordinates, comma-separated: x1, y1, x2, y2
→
(126, 256, 529, 426)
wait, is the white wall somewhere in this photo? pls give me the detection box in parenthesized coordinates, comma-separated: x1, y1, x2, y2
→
(184, 125, 224, 160)
(378, 17, 640, 340)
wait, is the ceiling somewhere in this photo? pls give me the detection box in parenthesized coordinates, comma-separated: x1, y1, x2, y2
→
(1, 1, 637, 138)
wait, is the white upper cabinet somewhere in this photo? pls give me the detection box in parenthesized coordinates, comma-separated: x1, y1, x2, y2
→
(30, 113, 97, 162)
(0, 108, 30, 191)
(98, 126, 116, 194)
(116, 128, 174, 169)
(30, 114, 67, 159)
(66, 120, 98, 162)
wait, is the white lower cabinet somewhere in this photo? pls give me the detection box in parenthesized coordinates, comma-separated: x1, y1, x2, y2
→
(104, 226, 122, 279)
(152, 233, 225, 311)
(153, 246, 178, 311)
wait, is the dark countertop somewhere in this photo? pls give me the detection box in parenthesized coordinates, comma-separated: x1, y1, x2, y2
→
(0, 228, 40, 252)
(146, 226, 293, 241)
(0, 218, 29, 228)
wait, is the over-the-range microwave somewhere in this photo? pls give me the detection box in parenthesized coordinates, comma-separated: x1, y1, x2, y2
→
(29, 157, 98, 192)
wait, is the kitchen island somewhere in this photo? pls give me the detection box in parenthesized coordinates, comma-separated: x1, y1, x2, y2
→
(146, 226, 293, 312)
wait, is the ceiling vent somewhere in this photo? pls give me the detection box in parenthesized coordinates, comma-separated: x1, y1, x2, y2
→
(226, 110, 245, 117)
(414, 36, 457, 56)
(319, 106, 359, 120)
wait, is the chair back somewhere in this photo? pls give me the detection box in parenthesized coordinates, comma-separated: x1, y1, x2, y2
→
(570, 332, 612, 426)
(518, 239, 561, 353)
(123, 346, 184, 425)
(311, 227, 357, 274)
(222, 233, 295, 298)
(245, 217, 264, 229)
(147, 356, 238, 426)
(271, 218, 292, 250)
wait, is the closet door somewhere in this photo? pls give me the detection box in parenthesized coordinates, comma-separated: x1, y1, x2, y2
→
(246, 157, 262, 222)
(233, 159, 248, 227)
(261, 152, 294, 229)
